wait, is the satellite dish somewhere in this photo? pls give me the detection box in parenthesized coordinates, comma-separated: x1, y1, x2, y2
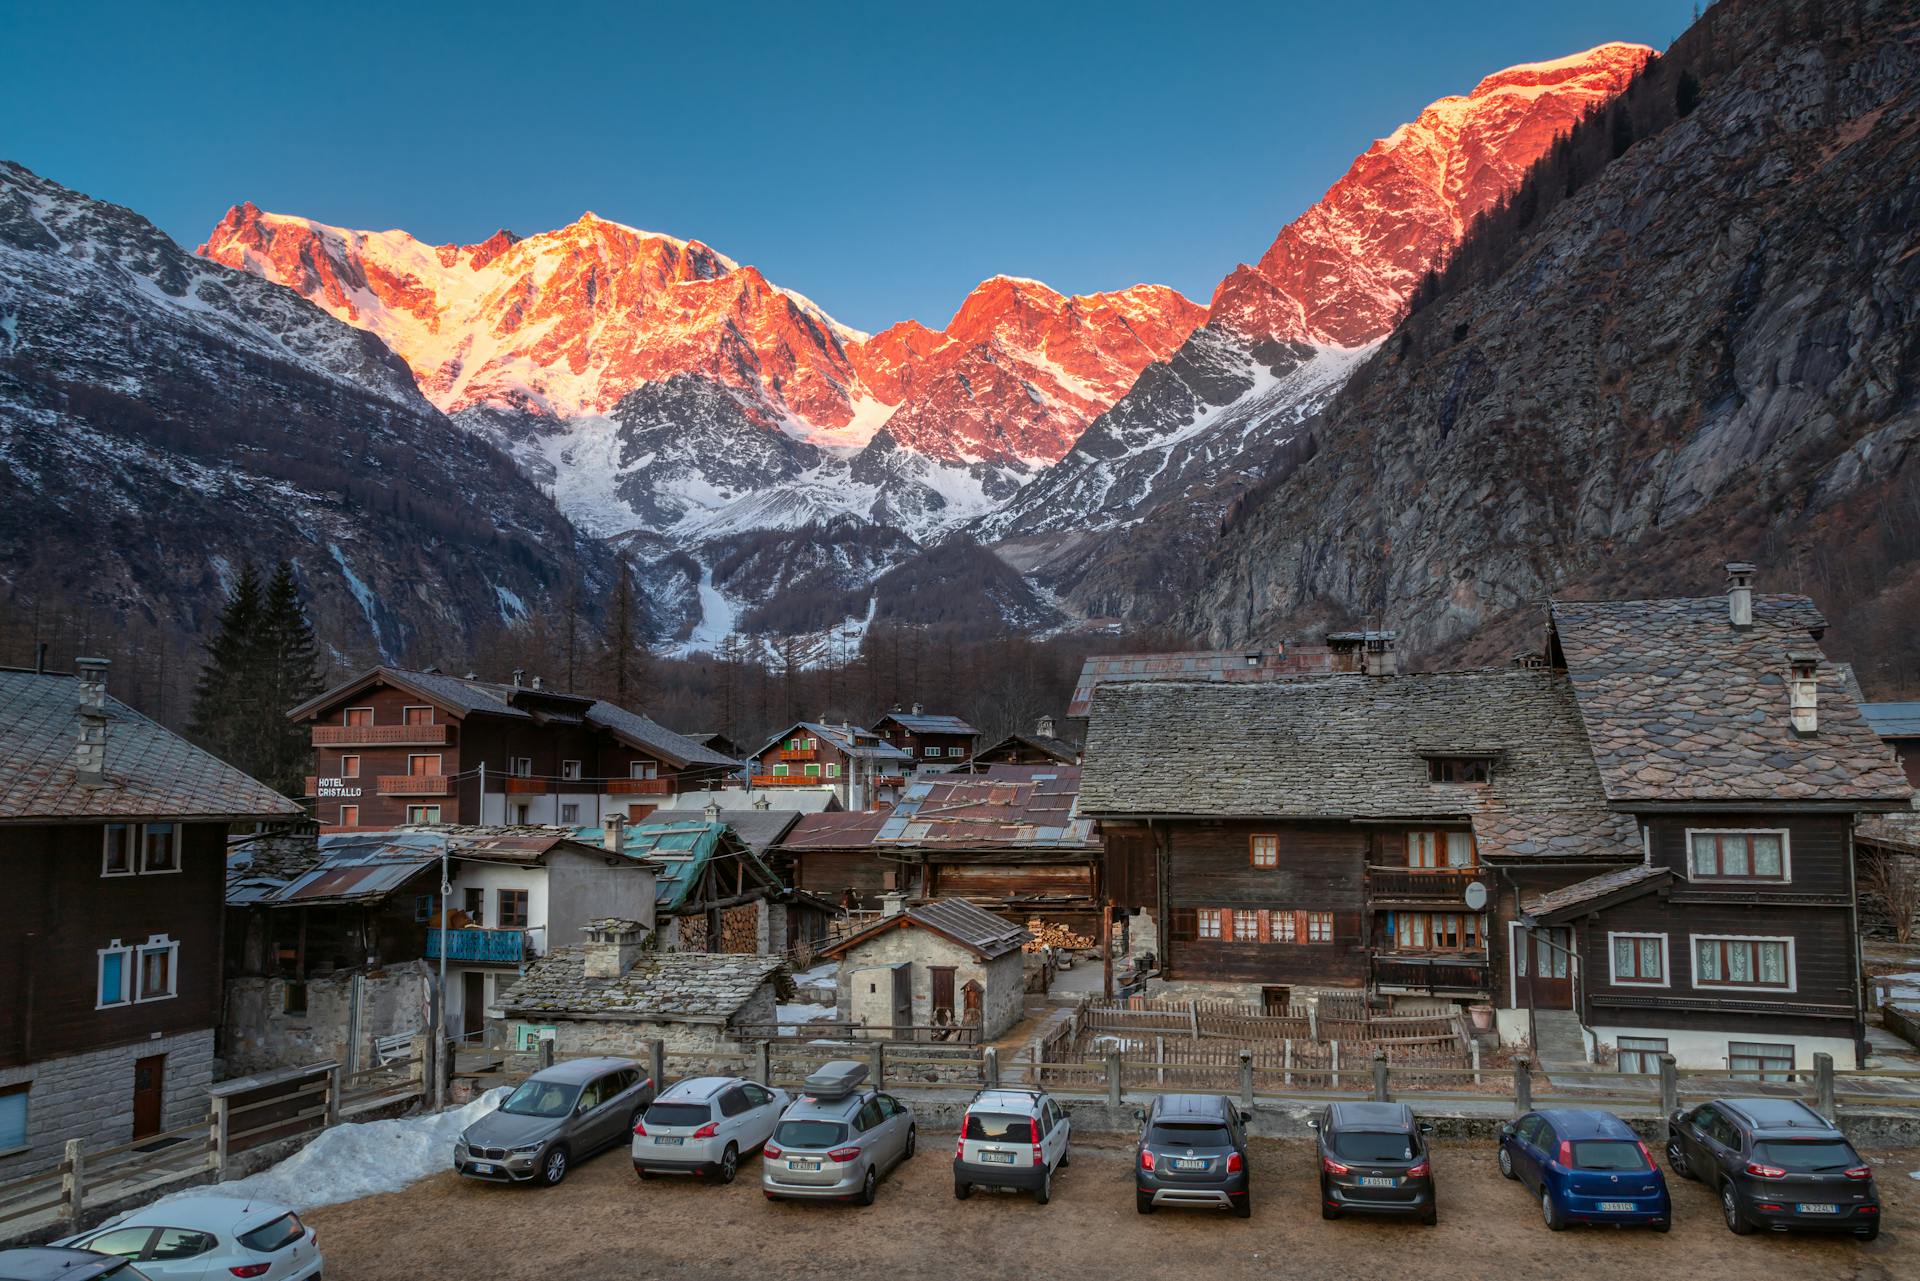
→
(1464, 880, 1489, 911)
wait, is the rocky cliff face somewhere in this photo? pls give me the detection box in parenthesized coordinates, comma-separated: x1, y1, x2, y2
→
(0, 163, 611, 662)
(1190, 0, 1920, 691)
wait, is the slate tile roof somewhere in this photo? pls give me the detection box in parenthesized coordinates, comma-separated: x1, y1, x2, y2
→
(1862, 702, 1920, 739)
(0, 667, 301, 822)
(1550, 596, 1913, 805)
(874, 711, 980, 737)
(976, 733, 1082, 765)
(1859, 812, 1920, 856)
(1067, 646, 1343, 717)
(823, 899, 1031, 961)
(500, 948, 791, 1022)
(1523, 864, 1670, 919)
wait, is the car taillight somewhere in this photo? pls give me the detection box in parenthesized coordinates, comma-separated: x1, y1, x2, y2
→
(1322, 1156, 1350, 1176)
(1844, 1165, 1873, 1181)
(828, 1146, 862, 1163)
(632, 1119, 648, 1136)
(1226, 1151, 1243, 1174)
(1858, 1204, 1879, 1214)
(1557, 1140, 1573, 1168)
(1636, 1141, 1656, 1170)
(1745, 1161, 1787, 1179)
(763, 1142, 782, 1159)
(955, 1136, 965, 1160)
(692, 1122, 719, 1139)
(1031, 1118, 1042, 1164)
(1407, 1160, 1430, 1179)
(1139, 1149, 1155, 1171)
(230, 1268, 271, 1279)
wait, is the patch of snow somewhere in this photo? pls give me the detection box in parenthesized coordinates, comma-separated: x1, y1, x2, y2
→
(327, 542, 384, 656)
(793, 963, 838, 989)
(663, 562, 738, 659)
(493, 584, 528, 623)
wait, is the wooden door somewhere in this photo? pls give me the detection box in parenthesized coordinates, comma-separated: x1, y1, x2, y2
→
(462, 972, 486, 1040)
(131, 1055, 165, 1139)
(890, 965, 912, 1033)
(1520, 927, 1575, 1010)
(929, 966, 956, 1025)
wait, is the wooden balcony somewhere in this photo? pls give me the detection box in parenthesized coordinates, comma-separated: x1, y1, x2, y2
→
(503, 776, 547, 795)
(874, 775, 905, 788)
(313, 723, 450, 747)
(606, 778, 672, 795)
(377, 774, 450, 796)
(426, 927, 526, 965)
(1366, 865, 1483, 904)
(776, 748, 817, 762)
(1371, 953, 1491, 996)
(751, 773, 830, 787)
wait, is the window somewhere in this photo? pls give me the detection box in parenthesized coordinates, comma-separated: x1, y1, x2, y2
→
(511, 757, 533, 777)
(283, 980, 307, 1017)
(344, 707, 373, 727)
(827, 763, 840, 778)
(772, 764, 789, 776)
(948, 746, 965, 757)
(1688, 830, 1788, 881)
(339, 754, 361, 778)
(406, 805, 442, 825)
(1729, 1041, 1795, 1083)
(80, 1228, 154, 1259)
(1609, 933, 1668, 986)
(1269, 912, 1296, 942)
(498, 889, 530, 929)
(561, 760, 582, 781)
(141, 823, 180, 873)
(804, 764, 822, 777)
(1197, 909, 1225, 940)
(148, 1228, 217, 1261)
(1427, 756, 1493, 784)
(407, 754, 442, 777)
(1306, 911, 1335, 943)
(464, 887, 485, 921)
(631, 761, 658, 780)
(135, 934, 177, 1002)
(1407, 830, 1475, 868)
(338, 805, 359, 827)
(1249, 834, 1279, 869)
(1391, 912, 1481, 952)
(402, 706, 434, 726)
(237, 1213, 307, 1254)
(102, 824, 134, 876)
(1616, 1036, 1668, 1074)
(924, 746, 940, 757)
(560, 803, 580, 823)
(1232, 911, 1263, 941)
(1692, 936, 1793, 991)
(97, 940, 132, 1007)
(0, 1084, 26, 1153)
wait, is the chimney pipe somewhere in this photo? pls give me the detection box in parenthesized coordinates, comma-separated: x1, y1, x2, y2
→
(911, 702, 924, 716)
(1726, 562, 1756, 629)
(1788, 652, 1820, 735)
(702, 798, 721, 823)
(751, 794, 770, 811)
(74, 657, 110, 786)
(603, 813, 626, 853)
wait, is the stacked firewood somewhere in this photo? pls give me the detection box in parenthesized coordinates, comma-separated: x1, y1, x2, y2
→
(1023, 919, 1096, 952)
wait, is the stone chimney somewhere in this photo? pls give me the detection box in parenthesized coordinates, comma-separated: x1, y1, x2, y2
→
(752, 794, 771, 811)
(74, 657, 110, 787)
(1363, 632, 1399, 678)
(511, 667, 526, 688)
(911, 702, 924, 716)
(1326, 632, 1365, 672)
(531, 674, 544, 691)
(1788, 652, 1821, 736)
(603, 813, 626, 853)
(703, 798, 721, 823)
(1726, 562, 1756, 629)
(879, 891, 907, 919)
(582, 918, 648, 979)
(1037, 715, 1056, 739)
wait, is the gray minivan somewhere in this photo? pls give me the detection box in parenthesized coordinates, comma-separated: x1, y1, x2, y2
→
(455, 1056, 655, 1187)
(762, 1061, 916, 1205)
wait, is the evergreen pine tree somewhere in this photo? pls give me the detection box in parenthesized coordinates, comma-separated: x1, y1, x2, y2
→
(189, 561, 264, 769)
(1675, 70, 1702, 118)
(258, 561, 323, 795)
(601, 555, 651, 708)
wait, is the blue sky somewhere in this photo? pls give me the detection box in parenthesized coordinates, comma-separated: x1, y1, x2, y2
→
(4, 0, 1697, 333)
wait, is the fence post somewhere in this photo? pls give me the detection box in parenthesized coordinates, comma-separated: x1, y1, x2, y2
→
(1657, 1054, 1678, 1115)
(1106, 1049, 1123, 1109)
(1513, 1056, 1533, 1115)
(1308, 1003, 1318, 1042)
(325, 1064, 342, 1128)
(539, 1037, 555, 1071)
(757, 1040, 773, 1087)
(1331, 1041, 1341, 1089)
(1239, 1048, 1254, 1109)
(982, 1045, 1000, 1089)
(210, 1097, 229, 1181)
(1371, 1051, 1389, 1102)
(1814, 1052, 1836, 1120)
(1155, 1033, 1166, 1086)
(59, 1138, 84, 1232)
(1283, 1038, 1293, 1087)
(648, 1039, 665, 1091)
(1471, 1039, 1482, 1087)
(870, 1039, 886, 1087)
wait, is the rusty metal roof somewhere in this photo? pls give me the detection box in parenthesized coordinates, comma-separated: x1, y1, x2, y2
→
(1066, 646, 1341, 717)
(867, 769, 1097, 850)
(775, 810, 893, 851)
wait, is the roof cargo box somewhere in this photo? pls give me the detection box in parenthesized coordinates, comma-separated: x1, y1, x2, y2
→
(802, 1060, 870, 1100)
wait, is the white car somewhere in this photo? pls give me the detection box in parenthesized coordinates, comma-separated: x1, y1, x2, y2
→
(953, 1087, 1071, 1204)
(57, 1194, 321, 1280)
(633, 1076, 791, 1183)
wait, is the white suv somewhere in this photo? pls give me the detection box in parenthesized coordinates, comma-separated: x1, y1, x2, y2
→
(953, 1087, 1071, 1204)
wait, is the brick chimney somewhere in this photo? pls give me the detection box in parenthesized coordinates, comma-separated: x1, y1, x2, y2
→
(603, 813, 626, 853)
(1788, 652, 1820, 736)
(582, 918, 648, 979)
(1726, 562, 1756, 629)
(1037, 715, 1056, 739)
(74, 657, 110, 786)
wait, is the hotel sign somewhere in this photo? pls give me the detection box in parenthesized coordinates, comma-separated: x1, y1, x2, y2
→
(318, 778, 363, 799)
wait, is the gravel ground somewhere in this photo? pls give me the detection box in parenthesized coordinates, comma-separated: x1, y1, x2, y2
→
(305, 1136, 1919, 1281)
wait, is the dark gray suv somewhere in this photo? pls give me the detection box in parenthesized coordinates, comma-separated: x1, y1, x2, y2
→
(455, 1056, 656, 1187)
(1666, 1097, 1880, 1239)
(1133, 1093, 1253, 1218)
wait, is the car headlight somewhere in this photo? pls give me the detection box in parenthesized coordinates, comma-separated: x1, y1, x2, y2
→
(509, 1143, 543, 1155)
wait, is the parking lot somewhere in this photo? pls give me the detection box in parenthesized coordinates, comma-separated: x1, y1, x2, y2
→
(304, 1135, 1918, 1280)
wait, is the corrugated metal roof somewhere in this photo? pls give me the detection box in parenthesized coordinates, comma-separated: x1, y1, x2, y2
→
(870, 769, 1096, 849)
(1863, 702, 1920, 739)
(587, 820, 784, 912)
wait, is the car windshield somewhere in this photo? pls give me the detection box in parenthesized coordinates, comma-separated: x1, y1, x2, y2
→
(773, 1119, 848, 1149)
(1571, 1140, 1648, 1170)
(964, 1111, 1034, 1140)
(1752, 1140, 1861, 1172)
(1332, 1130, 1415, 1162)
(236, 1212, 305, 1253)
(1148, 1121, 1230, 1147)
(500, 1080, 580, 1119)
(644, 1102, 713, 1128)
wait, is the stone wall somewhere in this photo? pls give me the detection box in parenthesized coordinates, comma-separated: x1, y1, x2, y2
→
(546, 1017, 739, 1058)
(0, 1029, 213, 1177)
(222, 962, 430, 1076)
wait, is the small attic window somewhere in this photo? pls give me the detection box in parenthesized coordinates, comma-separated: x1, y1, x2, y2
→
(1427, 756, 1493, 784)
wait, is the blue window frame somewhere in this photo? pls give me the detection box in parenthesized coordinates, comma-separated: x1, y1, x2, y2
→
(0, 1086, 25, 1152)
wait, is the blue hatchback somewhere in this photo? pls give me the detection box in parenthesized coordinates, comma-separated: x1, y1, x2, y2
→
(1498, 1108, 1671, 1232)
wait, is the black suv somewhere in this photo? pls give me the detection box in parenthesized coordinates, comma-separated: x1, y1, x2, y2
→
(1133, 1093, 1253, 1218)
(1666, 1098, 1880, 1239)
(1311, 1101, 1437, 1224)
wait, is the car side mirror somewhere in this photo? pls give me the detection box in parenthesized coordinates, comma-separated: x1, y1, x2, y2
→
(1132, 1108, 1146, 1123)
(1498, 1122, 1514, 1138)
(1419, 1123, 1434, 1135)
(1239, 1110, 1253, 1125)
(1307, 1119, 1320, 1131)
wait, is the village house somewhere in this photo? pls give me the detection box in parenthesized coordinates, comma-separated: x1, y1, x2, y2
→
(597, 817, 786, 954)
(628, 806, 839, 954)
(871, 705, 981, 768)
(973, 715, 1083, 767)
(820, 897, 1031, 1041)
(1862, 701, 1920, 787)
(770, 809, 896, 908)
(0, 658, 301, 1176)
(288, 666, 737, 831)
(1064, 641, 1370, 721)
(746, 720, 914, 811)
(498, 920, 792, 1056)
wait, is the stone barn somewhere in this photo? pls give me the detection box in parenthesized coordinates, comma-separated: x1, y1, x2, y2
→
(821, 898, 1030, 1041)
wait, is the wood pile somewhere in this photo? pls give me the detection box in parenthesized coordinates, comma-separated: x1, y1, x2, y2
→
(1023, 919, 1096, 952)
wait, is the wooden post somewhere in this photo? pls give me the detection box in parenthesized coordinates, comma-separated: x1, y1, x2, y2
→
(649, 1039, 666, 1091)
(870, 1039, 886, 1088)
(1283, 1038, 1293, 1087)
(1238, 1048, 1254, 1109)
(1471, 1039, 1482, 1087)
(1657, 1054, 1678, 1115)
(1106, 1049, 1123, 1109)
(982, 1046, 1000, 1089)
(539, 1037, 555, 1071)
(211, 1097, 230, 1180)
(1371, 1051, 1389, 1102)
(1187, 1001, 1199, 1041)
(1513, 1055, 1533, 1115)
(59, 1138, 83, 1232)
(1101, 903, 1114, 1000)
(757, 1040, 773, 1087)
(1155, 1033, 1166, 1086)
(1814, 1052, 1836, 1120)
(325, 1064, 342, 1128)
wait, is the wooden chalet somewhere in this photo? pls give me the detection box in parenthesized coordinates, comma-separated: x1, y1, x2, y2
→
(607, 819, 786, 954)
(771, 809, 897, 907)
(871, 705, 981, 767)
(287, 666, 737, 832)
(973, 715, 1082, 767)
(746, 720, 913, 811)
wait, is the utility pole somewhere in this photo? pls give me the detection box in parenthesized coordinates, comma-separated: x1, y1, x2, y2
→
(434, 834, 449, 1111)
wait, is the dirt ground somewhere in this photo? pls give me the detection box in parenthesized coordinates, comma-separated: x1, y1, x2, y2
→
(306, 1136, 1920, 1281)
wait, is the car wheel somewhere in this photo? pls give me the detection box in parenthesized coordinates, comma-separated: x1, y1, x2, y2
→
(904, 1126, 916, 1160)
(1421, 1199, 1438, 1227)
(1721, 1182, 1754, 1236)
(1858, 1222, 1880, 1242)
(1233, 1185, 1252, 1220)
(1061, 1145, 1071, 1169)
(1035, 1166, 1051, 1205)
(1651, 1220, 1670, 1233)
(718, 1143, 739, 1185)
(1542, 1189, 1565, 1232)
(857, 1166, 878, 1207)
(1136, 1190, 1155, 1215)
(636, 1168, 653, 1181)
(1666, 1138, 1692, 1180)
(540, 1146, 569, 1188)
(1498, 1146, 1516, 1181)
(954, 1179, 971, 1200)
(1320, 1175, 1340, 1220)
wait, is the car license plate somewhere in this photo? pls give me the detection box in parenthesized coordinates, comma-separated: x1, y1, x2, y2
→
(1798, 1203, 1838, 1214)
(1598, 1201, 1635, 1212)
(656, 1136, 684, 1146)
(791, 1159, 821, 1171)
(1358, 1176, 1395, 1188)
(1174, 1158, 1206, 1170)
(472, 1162, 495, 1174)
(981, 1151, 1014, 1164)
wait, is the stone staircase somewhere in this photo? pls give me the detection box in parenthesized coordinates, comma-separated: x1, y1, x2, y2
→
(1531, 1009, 1588, 1069)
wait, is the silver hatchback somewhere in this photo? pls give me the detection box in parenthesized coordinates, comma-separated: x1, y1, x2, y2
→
(632, 1076, 791, 1183)
(455, 1057, 655, 1187)
(761, 1061, 916, 1206)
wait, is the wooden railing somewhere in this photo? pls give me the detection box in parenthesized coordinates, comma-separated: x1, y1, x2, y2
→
(377, 774, 450, 796)
(502, 776, 546, 794)
(1366, 865, 1482, 901)
(312, 723, 449, 746)
(606, 778, 672, 795)
(776, 748, 817, 761)
(1371, 954, 1491, 994)
(751, 773, 829, 787)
